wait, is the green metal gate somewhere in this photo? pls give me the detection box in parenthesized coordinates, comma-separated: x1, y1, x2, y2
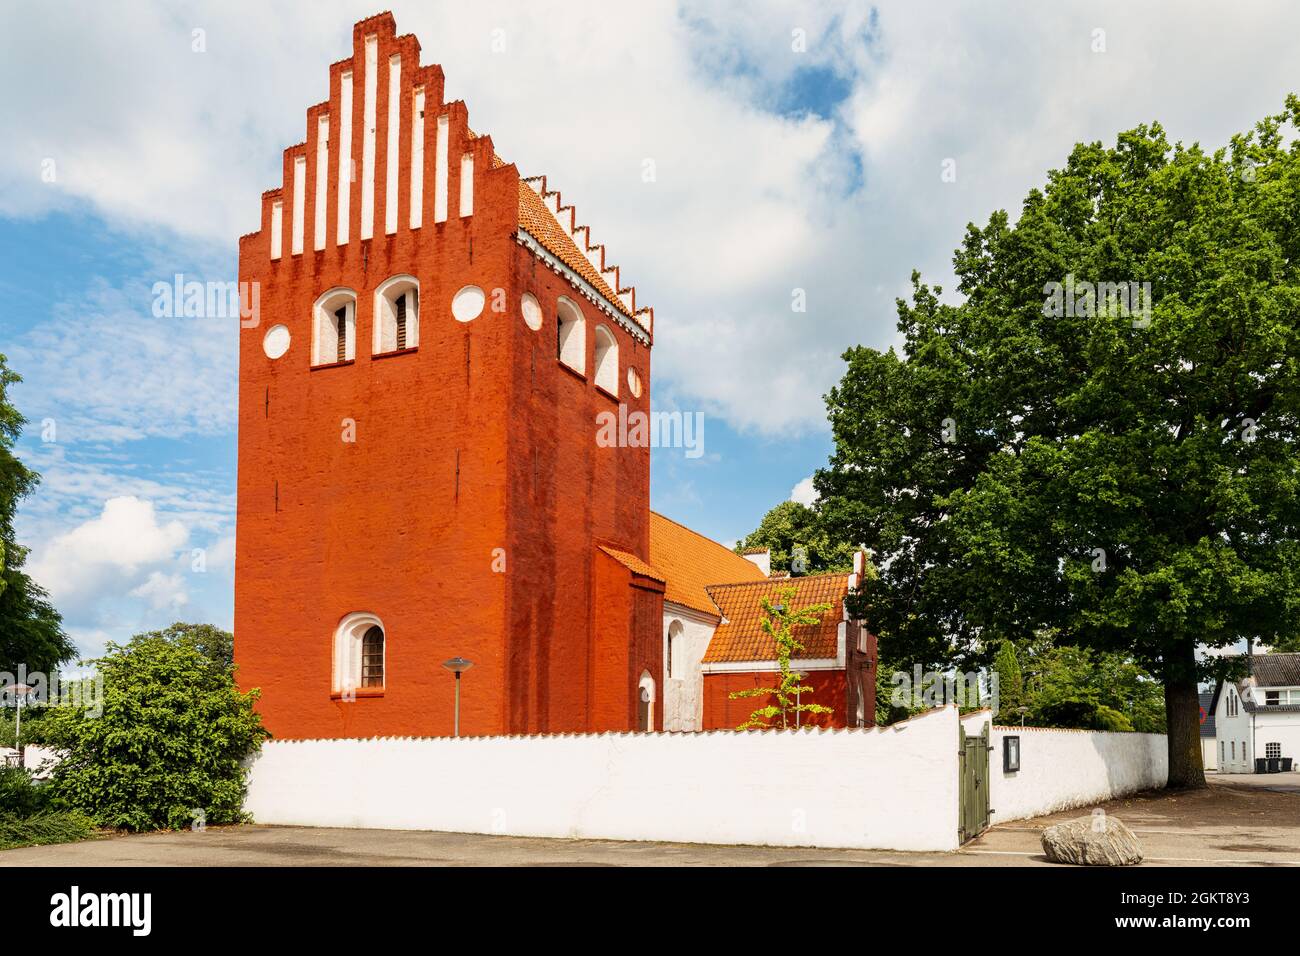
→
(958, 720, 990, 844)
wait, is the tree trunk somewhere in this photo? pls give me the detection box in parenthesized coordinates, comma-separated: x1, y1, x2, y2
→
(1164, 640, 1206, 789)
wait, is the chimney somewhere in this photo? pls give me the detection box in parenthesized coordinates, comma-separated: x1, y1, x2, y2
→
(742, 547, 770, 576)
(848, 549, 865, 591)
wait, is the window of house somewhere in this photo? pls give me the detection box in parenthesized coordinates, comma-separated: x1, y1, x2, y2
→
(1266, 742, 1281, 759)
(1266, 690, 1280, 706)
(667, 620, 684, 681)
(556, 297, 586, 373)
(1220, 741, 1225, 764)
(637, 671, 655, 732)
(374, 275, 419, 353)
(361, 625, 385, 687)
(332, 612, 385, 695)
(1231, 741, 1236, 759)
(592, 325, 618, 395)
(313, 288, 357, 365)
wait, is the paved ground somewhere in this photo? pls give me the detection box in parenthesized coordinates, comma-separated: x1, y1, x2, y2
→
(5, 772, 1298, 866)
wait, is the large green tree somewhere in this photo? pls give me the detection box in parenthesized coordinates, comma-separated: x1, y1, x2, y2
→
(0, 355, 70, 675)
(818, 99, 1300, 788)
(735, 500, 855, 576)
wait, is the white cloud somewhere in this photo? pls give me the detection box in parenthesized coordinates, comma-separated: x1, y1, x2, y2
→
(789, 475, 817, 507)
(203, 534, 236, 575)
(28, 496, 189, 615)
(129, 571, 190, 612)
(8, 276, 237, 445)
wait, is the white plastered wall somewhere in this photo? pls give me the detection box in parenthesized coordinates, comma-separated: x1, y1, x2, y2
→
(245, 706, 965, 852)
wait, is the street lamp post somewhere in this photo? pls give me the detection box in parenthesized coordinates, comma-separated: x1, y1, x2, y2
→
(441, 657, 474, 737)
(8, 683, 32, 769)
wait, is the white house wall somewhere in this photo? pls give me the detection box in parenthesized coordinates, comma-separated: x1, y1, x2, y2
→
(1252, 710, 1300, 767)
(661, 602, 717, 733)
(1215, 684, 1254, 773)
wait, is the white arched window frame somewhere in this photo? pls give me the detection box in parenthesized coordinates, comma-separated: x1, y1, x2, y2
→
(373, 275, 419, 354)
(557, 296, 586, 374)
(313, 287, 357, 365)
(666, 619, 684, 681)
(592, 324, 619, 396)
(638, 670, 656, 732)
(332, 611, 385, 695)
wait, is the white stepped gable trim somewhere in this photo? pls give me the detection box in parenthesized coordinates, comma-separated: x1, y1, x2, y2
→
(385, 54, 401, 235)
(434, 114, 449, 222)
(291, 156, 306, 255)
(314, 115, 329, 250)
(520, 172, 648, 333)
(515, 231, 650, 345)
(459, 153, 474, 217)
(409, 89, 424, 229)
(360, 35, 378, 240)
(270, 200, 283, 260)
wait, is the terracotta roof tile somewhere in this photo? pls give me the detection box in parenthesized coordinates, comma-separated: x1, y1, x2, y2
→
(702, 574, 847, 664)
(648, 512, 767, 617)
(599, 545, 665, 583)
(517, 182, 643, 326)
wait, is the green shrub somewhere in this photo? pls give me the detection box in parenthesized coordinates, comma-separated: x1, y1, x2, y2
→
(42, 631, 269, 832)
(0, 810, 95, 850)
(0, 765, 50, 817)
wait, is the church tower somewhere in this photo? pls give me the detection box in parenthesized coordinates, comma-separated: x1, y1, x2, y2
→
(235, 12, 661, 739)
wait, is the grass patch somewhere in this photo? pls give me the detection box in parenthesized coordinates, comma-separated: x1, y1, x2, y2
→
(0, 811, 96, 850)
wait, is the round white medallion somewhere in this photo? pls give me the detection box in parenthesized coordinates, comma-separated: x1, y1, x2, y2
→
(521, 292, 543, 331)
(627, 366, 642, 398)
(263, 324, 291, 359)
(451, 285, 486, 323)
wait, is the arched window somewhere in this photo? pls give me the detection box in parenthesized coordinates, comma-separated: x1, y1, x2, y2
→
(373, 275, 419, 354)
(666, 619, 684, 680)
(332, 611, 385, 695)
(637, 670, 655, 732)
(556, 296, 585, 374)
(592, 325, 618, 395)
(361, 626, 384, 687)
(313, 288, 357, 366)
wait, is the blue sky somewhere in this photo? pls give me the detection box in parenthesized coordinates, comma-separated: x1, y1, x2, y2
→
(3, 0, 1299, 659)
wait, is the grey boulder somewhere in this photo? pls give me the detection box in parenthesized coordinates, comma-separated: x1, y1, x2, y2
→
(1041, 814, 1143, 866)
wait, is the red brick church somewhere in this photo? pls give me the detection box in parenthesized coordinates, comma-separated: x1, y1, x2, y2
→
(234, 12, 875, 740)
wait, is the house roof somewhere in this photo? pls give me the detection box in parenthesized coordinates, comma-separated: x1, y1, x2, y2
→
(517, 180, 651, 334)
(647, 512, 767, 617)
(1198, 691, 1217, 738)
(1249, 652, 1300, 688)
(598, 545, 665, 583)
(1208, 652, 1300, 715)
(701, 573, 848, 664)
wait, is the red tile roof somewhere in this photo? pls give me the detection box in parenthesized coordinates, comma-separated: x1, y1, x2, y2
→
(702, 573, 847, 664)
(598, 545, 665, 583)
(517, 180, 648, 331)
(648, 512, 767, 617)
